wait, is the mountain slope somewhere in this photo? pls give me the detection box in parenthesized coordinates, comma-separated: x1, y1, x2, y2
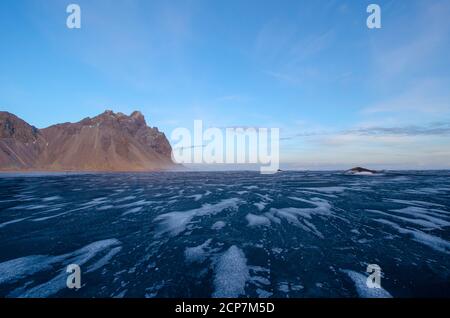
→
(0, 111, 46, 170)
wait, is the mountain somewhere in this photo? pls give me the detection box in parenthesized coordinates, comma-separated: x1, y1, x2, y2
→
(0, 110, 175, 171)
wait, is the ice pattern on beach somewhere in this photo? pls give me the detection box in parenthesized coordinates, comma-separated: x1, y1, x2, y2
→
(0, 170, 449, 298)
(0, 239, 121, 297)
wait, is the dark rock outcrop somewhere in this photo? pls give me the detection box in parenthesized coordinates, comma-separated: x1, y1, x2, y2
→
(348, 167, 377, 173)
(345, 167, 383, 175)
(0, 110, 175, 171)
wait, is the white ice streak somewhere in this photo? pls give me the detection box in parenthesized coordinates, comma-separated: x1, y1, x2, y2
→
(385, 199, 445, 208)
(285, 197, 333, 218)
(188, 194, 203, 201)
(212, 246, 249, 298)
(374, 219, 450, 254)
(154, 198, 241, 237)
(8, 204, 49, 211)
(86, 246, 122, 273)
(302, 187, 347, 194)
(248, 266, 271, 297)
(0, 255, 62, 285)
(42, 196, 62, 202)
(0, 218, 27, 228)
(184, 239, 213, 263)
(31, 212, 69, 222)
(391, 207, 450, 225)
(0, 239, 122, 297)
(341, 269, 392, 298)
(253, 202, 267, 211)
(211, 221, 226, 230)
(121, 206, 143, 216)
(265, 197, 332, 238)
(116, 199, 154, 209)
(246, 213, 271, 227)
(366, 210, 448, 229)
(113, 195, 136, 203)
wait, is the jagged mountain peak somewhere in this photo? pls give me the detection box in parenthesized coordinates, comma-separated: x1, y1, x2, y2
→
(0, 111, 40, 143)
(82, 110, 148, 127)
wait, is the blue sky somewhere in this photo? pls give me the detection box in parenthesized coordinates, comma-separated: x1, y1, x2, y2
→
(1, 0, 450, 169)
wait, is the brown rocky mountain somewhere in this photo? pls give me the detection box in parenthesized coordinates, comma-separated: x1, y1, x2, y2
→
(0, 110, 175, 171)
(0, 111, 47, 170)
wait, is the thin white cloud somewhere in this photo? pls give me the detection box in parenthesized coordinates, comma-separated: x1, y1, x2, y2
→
(254, 16, 335, 85)
(371, 1, 450, 80)
(362, 79, 450, 115)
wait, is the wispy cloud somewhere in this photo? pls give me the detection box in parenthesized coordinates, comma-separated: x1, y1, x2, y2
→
(371, 1, 450, 81)
(281, 121, 450, 141)
(254, 16, 335, 86)
(28, 0, 197, 92)
(362, 79, 450, 116)
(214, 95, 249, 103)
(345, 122, 450, 136)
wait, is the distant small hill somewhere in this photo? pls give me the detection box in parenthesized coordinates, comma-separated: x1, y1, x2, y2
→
(348, 167, 377, 173)
(345, 167, 382, 175)
(0, 110, 175, 171)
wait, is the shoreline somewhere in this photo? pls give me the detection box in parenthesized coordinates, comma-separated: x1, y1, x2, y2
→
(1, 169, 449, 174)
